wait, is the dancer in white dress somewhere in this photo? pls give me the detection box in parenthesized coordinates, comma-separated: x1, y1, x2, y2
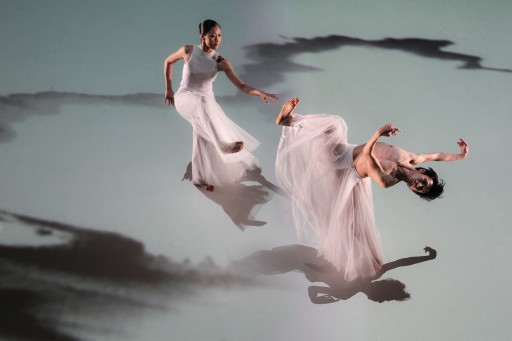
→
(275, 98, 468, 280)
(164, 19, 278, 191)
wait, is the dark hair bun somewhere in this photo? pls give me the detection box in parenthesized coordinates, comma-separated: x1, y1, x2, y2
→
(199, 19, 220, 35)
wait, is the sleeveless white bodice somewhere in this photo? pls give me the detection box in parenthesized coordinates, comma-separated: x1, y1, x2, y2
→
(178, 45, 219, 97)
(174, 45, 260, 187)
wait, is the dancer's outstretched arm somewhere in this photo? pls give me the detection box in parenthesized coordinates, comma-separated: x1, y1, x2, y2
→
(218, 59, 279, 104)
(308, 286, 340, 304)
(411, 139, 469, 165)
(373, 247, 437, 280)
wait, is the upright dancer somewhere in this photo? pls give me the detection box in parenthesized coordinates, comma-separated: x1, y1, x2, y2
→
(164, 19, 278, 191)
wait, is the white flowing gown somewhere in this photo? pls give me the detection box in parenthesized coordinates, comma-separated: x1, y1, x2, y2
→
(174, 45, 260, 186)
(276, 114, 383, 280)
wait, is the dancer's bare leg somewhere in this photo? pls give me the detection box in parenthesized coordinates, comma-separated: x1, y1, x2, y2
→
(276, 98, 300, 125)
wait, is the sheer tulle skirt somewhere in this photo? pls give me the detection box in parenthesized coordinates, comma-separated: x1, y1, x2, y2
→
(275, 114, 383, 280)
(175, 90, 260, 186)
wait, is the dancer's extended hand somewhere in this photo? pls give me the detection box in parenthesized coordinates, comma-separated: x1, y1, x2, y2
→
(165, 89, 175, 107)
(259, 92, 279, 104)
(457, 138, 469, 159)
(378, 123, 401, 137)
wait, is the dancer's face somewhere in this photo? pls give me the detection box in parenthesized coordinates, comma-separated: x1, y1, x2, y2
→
(407, 170, 433, 194)
(201, 25, 222, 50)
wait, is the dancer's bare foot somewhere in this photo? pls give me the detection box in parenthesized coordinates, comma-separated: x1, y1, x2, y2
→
(232, 141, 244, 153)
(276, 97, 300, 125)
(195, 183, 215, 191)
(222, 141, 244, 153)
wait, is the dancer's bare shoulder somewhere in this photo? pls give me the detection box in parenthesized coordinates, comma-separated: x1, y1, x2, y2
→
(216, 56, 232, 72)
(165, 45, 193, 64)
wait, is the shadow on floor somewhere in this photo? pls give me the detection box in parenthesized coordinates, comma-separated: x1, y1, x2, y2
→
(182, 163, 284, 230)
(232, 244, 437, 304)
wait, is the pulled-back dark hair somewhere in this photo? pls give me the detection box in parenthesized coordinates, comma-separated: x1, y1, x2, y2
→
(199, 19, 221, 35)
(413, 167, 445, 201)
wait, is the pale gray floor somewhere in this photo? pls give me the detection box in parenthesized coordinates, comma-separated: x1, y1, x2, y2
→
(1, 1, 511, 340)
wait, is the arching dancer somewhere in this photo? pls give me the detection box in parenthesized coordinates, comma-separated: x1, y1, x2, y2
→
(275, 98, 468, 280)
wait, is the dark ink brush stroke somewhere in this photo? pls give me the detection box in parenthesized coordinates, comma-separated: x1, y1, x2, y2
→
(0, 91, 163, 142)
(238, 34, 512, 89)
(0, 210, 260, 340)
(1, 34, 509, 142)
(0, 209, 257, 285)
(0, 289, 78, 341)
(0, 90, 260, 142)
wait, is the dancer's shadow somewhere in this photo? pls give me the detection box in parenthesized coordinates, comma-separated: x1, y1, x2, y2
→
(241, 167, 287, 197)
(232, 244, 437, 303)
(182, 162, 283, 230)
(199, 183, 271, 230)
